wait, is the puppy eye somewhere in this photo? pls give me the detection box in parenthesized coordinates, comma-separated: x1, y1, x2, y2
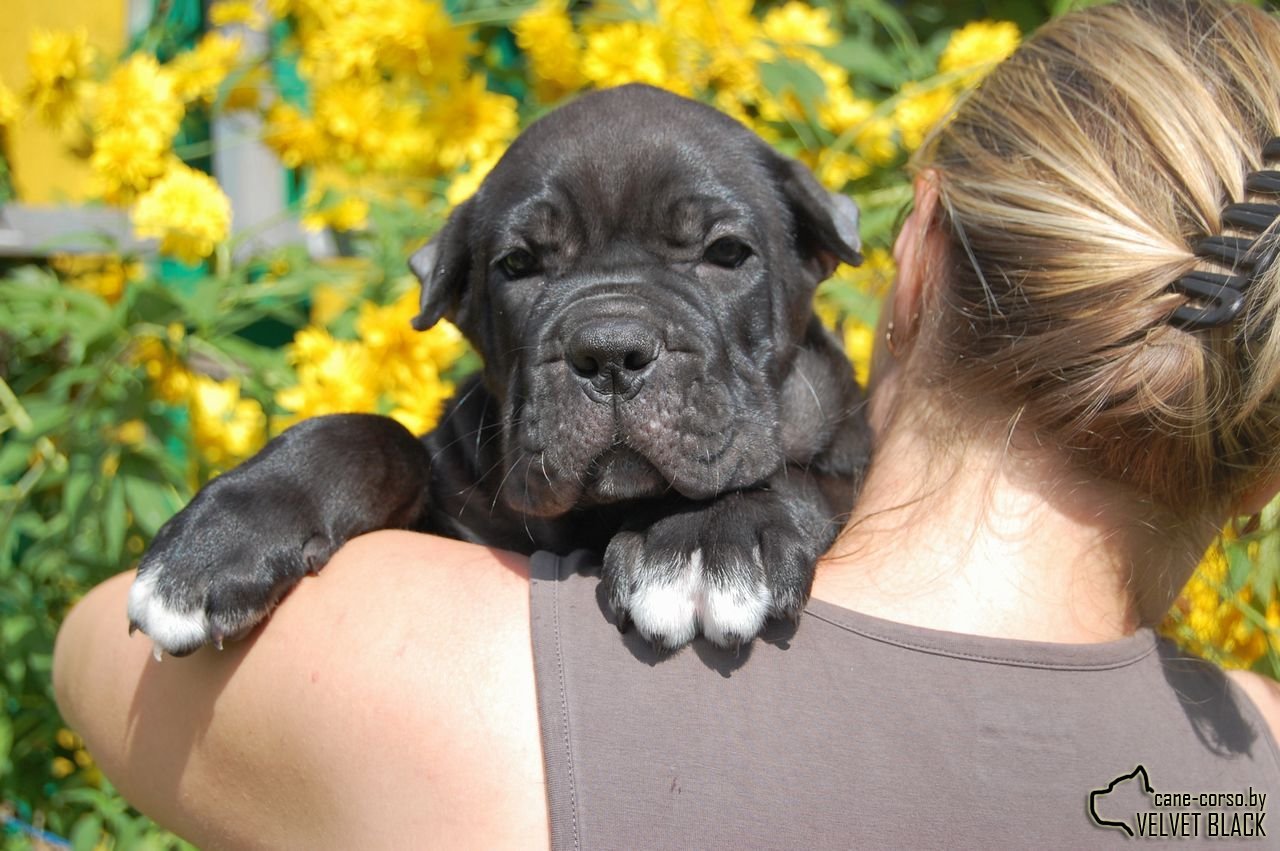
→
(498, 249, 539, 279)
(702, 237, 753, 269)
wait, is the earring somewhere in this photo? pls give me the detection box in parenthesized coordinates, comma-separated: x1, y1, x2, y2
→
(884, 320, 900, 357)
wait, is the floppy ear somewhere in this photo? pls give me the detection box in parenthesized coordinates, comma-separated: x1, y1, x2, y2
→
(773, 157, 862, 279)
(409, 200, 473, 331)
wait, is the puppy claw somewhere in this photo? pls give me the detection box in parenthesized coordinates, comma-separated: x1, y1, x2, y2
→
(151, 644, 164, 662)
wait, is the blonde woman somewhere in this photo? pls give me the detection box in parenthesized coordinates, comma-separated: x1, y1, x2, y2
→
(54, 0, 1280, 846)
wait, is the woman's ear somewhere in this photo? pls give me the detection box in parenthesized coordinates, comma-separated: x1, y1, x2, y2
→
(1235, 474, 1280, 518)
(871, 172, 942, 382)
(868, 172, 944, 427)
(889, 171, 942, 345)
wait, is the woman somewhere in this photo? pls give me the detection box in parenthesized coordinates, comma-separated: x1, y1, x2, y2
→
(54, 0, 1280, 846)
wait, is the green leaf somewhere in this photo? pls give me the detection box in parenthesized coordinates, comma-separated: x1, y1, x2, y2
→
(759, 59, 828, 110)
(1227, 540, 1255, 595)
(128, 283, 186, 327)
(2, 614, 35, 646)
(819, 39, 907, 88)
(102, 476, 127, 565)
(62, 457, 94, 529)
(0, 713, 13, 773)
(120, 456, 182, 536)
(70, 814, 105, 851)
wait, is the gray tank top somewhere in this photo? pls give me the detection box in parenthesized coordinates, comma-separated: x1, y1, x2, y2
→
(529, 550, 1280, 849)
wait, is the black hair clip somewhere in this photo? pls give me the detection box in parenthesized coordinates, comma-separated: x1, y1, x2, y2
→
(1168, 137, 1280, 331)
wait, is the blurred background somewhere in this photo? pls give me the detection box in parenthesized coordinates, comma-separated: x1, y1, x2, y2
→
(1, 1, 1276, 847)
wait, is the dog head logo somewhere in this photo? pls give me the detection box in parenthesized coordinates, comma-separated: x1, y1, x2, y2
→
(1090, 765, 1157, 837)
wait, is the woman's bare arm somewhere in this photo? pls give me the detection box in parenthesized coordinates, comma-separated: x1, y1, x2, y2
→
(53, 530, 548, 849)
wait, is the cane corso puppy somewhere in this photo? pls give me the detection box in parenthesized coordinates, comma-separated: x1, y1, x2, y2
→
(127, 84, 871, 655)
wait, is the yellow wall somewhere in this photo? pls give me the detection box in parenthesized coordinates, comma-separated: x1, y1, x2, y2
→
(1, 1, 128, 203)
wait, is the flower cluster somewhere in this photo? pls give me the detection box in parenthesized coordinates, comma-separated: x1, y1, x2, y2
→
(255, 0, 518, 232)
(132, 325, 268, 471)
(1162, 538, 1279, 669)
(131, 163, 233, 265)
(20, 28, 237, 257)
(277, 285, 466, 436)
(49, 728, 100, 787)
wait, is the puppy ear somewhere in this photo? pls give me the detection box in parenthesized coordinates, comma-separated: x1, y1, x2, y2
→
(409, 200, 472, 331)
(774, 157, 862, 279)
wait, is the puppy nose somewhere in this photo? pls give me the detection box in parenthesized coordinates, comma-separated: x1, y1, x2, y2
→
(566, 318, 661, 400)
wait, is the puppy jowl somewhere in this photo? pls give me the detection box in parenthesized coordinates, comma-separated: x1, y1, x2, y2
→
(128, 84, 871, 656)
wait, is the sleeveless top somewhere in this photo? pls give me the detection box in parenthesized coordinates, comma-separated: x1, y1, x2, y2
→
(528, 550, 1280, 849)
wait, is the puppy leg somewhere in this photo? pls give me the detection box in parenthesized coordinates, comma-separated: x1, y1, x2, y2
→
(128, 414, 429, 657)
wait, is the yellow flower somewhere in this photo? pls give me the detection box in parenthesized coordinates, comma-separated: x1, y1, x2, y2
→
(91, 132, 171, 205)
(264, 102, 324, 168)
(761, 2, 837, 50)
(939, 20, 1020, 84)
(295, 0, 472, 86)
(309, 280, 364, 326)
(24, 29, 96, 130)
(188, 374, 267, 468)
(313, 79, 390, 166)
(810, 149, 870, 188)
(514, 1, 586, 101)
(133, 337, 193, 403)
(1161, 540, 1276, 669)
(51, 757, 76, 779)
(652, 0, 760, 97)
(358, 289, 464, 433)
(821, 89, 897, 166)
(132, 163, 233, 265)
(893, 82, 956, 152)
(303, 192, 370, 233)
(581, 22, 675, 91)
(93, 54, 183, 150)
(169, 32, 243, 104)
(51, 253, 144, 303)
(840, 322, 875, 387)
(210, 0, 268, 29)
(55, 728, 83, 751)
(91, 54, 184, 203)
(424, 76, 519, 171)
(276, 336, 380, 426)
(111, 419, 149, 447)
(357, 287, 465, 368)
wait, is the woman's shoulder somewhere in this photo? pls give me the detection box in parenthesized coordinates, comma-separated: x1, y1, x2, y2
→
(54, 530, 548, 849)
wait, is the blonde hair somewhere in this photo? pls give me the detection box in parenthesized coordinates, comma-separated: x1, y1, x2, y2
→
(909, 0, 1280, 519)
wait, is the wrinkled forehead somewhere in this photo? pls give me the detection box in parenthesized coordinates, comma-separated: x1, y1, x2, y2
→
(472, 114, 783, 251)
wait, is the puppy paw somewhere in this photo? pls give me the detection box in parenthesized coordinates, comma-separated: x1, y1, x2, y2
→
(602, 492, 821, 651)
(127, 478, 337, 658)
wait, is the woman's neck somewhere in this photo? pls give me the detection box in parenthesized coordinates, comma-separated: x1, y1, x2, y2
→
(812, 423, 1204, 644)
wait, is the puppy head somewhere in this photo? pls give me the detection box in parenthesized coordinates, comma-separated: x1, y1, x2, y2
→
(410, 84, 860, 515)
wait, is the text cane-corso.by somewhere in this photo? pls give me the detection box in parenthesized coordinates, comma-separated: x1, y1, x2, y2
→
(127, 84, 871, 655)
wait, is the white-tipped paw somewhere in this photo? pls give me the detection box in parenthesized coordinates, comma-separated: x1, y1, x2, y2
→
(127, 570, 209, 659)
(606, 543, 776, 651)
(127, 566, 271, 658)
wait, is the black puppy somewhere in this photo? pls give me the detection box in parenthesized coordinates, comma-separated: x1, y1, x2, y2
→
(127, 84, 871, 656)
